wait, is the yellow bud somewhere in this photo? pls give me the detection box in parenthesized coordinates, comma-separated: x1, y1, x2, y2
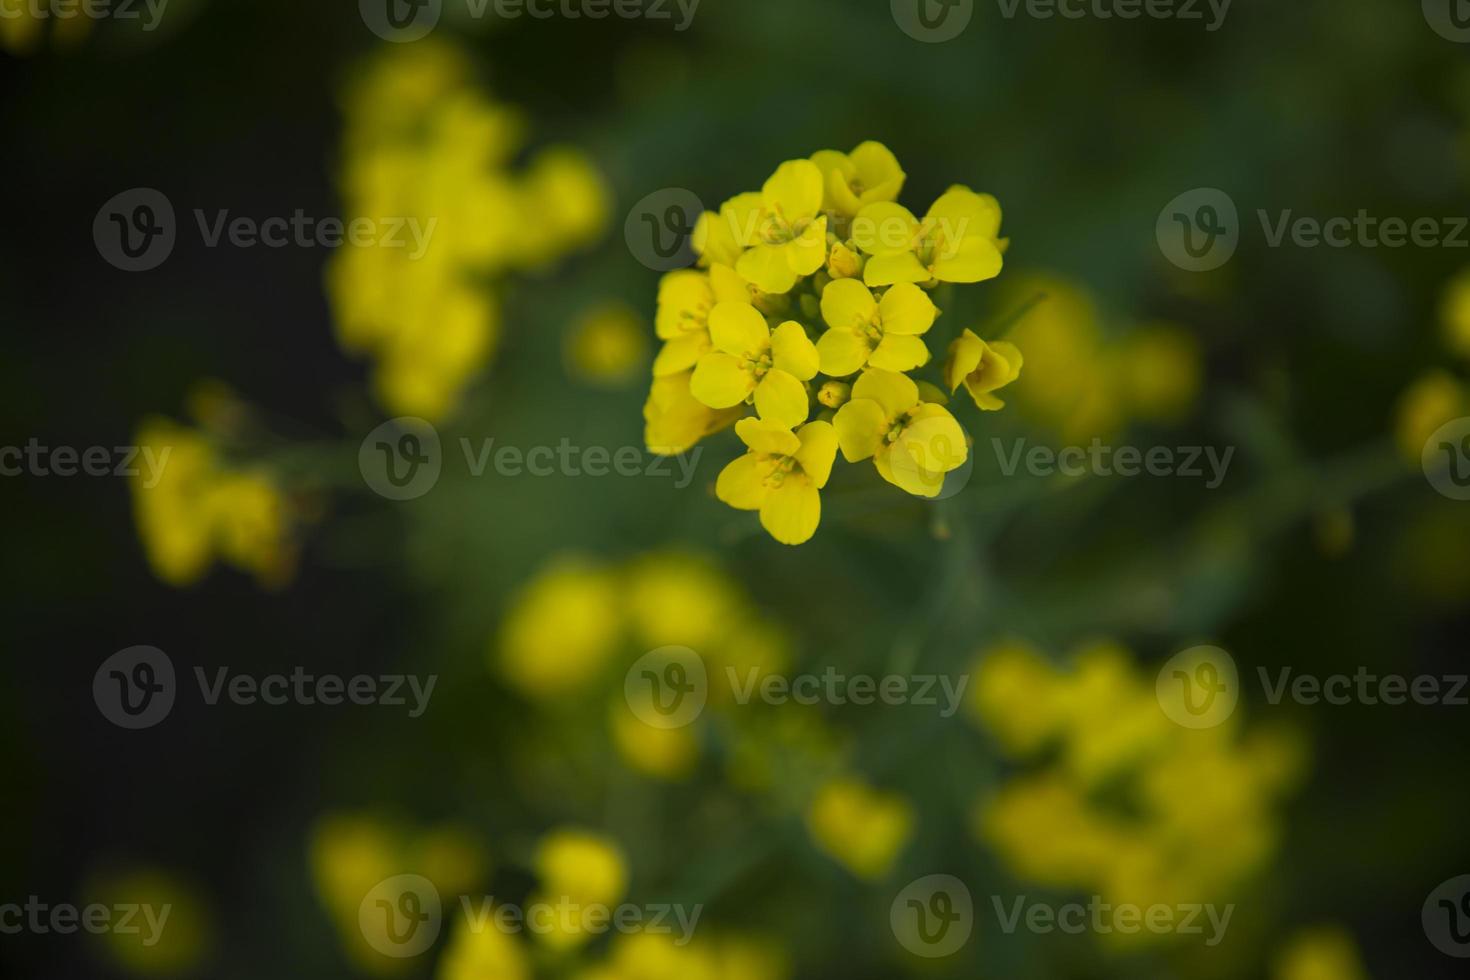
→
(817, 381, 851, 409)
(827, 242, 863, 279)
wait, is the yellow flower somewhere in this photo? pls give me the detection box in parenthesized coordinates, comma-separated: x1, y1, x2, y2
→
(968, 641, 1065, 756)
(530, 829, 628, 949)
(1272, 926, 1369, 980)
(943, 330, 1022, 410)
(1395, 368, 1467, 462)
(826, 241, 864, 280)
(611, 702, 700, 779)
(624, 551, 741, 649)
(653, 265, 749, 377)
(693, 199, 748, 269)
(437, 918, 530, 980)
(208, 471, 295, 589)
(1119, 323, 1200, 422)
(725, 161, 830, 294)
(810, 141, 906, 219)
(817, 381, 851, 409)
(1441, 268, 1470, 361)
(566, 303, 649, 386)
(806, 777, 914, 879)
(600, 932, 720, 980)
(716, 419, 838, 546)
(496, 558, 623, 698)
(643, 371, 742, 455)
(852, 186, 1004, 288)
(513, 146, 610, 266)
(817, 279, 937, 375)
(86, 867, 211, 977)
(832, 369, 968, 497)
(690, 307, 819, 428)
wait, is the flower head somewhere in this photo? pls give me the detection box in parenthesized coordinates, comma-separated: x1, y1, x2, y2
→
(716, 419, 838, 545)
(853, 186, 1005, 288)
(818, 279, 937, 376)
(833, 369, 968, 497)
(690, 306, 819, 428)
(943, 329, 1023, 410)
(724, 161, 830, 294)
(810, 141, 906, 219)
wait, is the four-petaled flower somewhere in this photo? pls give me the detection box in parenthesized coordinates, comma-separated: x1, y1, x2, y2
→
(653, 263, 749, 377)
(810, 141, 906, 219)
(817, 279, 938, 376)
(690, 303, 820, 428)
(944, 329, 1023, 410)
(724, 160, 830, 294)
(833, 369, 968, 498)
(852, 186, 1005, 288)
(716, 418, 838, 545)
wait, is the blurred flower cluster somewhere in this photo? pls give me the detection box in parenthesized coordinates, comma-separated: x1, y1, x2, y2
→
(327, 41, 609, 421)
(645, 143, 1024, 544)
(969, 640, 1304, 946)
(1395, 268, 1470, 461)
(0, 0, 91, 54)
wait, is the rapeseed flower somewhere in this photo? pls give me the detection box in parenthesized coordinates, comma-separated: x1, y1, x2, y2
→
(715, 419, 838, 545)
(805, 777, 915, 879)
(691, 310, 820, 428)
(943, 330, 1023, 410)
(852, 187, 1005, 288)
(810, 141, 906, 220)
(817, 279, 937, 375)
(833, 369, 968, 497)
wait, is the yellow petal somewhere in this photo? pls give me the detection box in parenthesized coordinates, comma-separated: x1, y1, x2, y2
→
(708, 262, 750, 304)
(851, 202, 919, 256)
(862, 251, 931, 288)
(817, 329, 871, 377)
(715, 453, 768, 511)
(788, 215, 830, 277)
(876, 282, 937, 336)
(754, 370, 810, 429)
(652, 332, 709, 376)
(929, 236, 1003, 284)
(770, 321, 820, 380)
(851, 368, 919, 417)
(833, 398, 888, 462)
(820, 277, 878, 331)
(762, 159, 824, 221)
(738, 244, 800, 294)
(655, 270, 713, 339)
(708, 301, 769, 356)
(868, 334, 931, 372)
(759, 478, 821, 545)
(943, 329, 986, 392)
(735, 417, 802, 456)
(925, 186, 1003, 241)
(692, 210, 742, 267)
(720, 192, 766, 247)
(889, 407, 967, 497)
(690, 352, 754, 408)
(795, 421, 838, 488)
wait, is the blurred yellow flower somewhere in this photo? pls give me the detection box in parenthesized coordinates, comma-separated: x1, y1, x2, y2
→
(805, 777, 914, 879)
(1440, 268, 1470, 361)
(0, 0, 90, 54)
(1395, 368, 1467, 462)
(624, 551, 741, 650)
(1119, 323, 1201, 423)
(566, 303, 649, 386)
(496, 557, 623, 699)
(437, 916, 530, 980)
(611, 701, 701, 779)
(1272, 926, 1370, 980)
(85, 867, 210, 977)
(530, 829, 628, 949)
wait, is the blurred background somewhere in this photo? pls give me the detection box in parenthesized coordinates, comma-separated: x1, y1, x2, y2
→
(3, 0, 1470, 977)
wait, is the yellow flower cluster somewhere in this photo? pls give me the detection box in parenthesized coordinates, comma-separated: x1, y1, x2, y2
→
(495, 551, 791, 780)
(131, 416, 295, 588)
(530, 829, 629, 950)
(1394, 270, 1470, 460)
(570, 933, 788, 980)
(644, 142, 1022, 545)
(328, 41, 608, 421)
(1000, 273, 1201, 442)
(969, 640, 1303, 943)
(309, 812, 487, 975)
(0, 0, 91, 54)
(804, 776, 915, 881)
(1271, 926, 1370, 980)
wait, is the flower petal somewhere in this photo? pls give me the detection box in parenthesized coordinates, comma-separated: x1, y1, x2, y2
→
(789, 215, 829, 278)
(715, 453, 768, 511)
(849, 141, 904, 196)
(851, 368, 919, 417)
(820, 277, 878, 331)
(925, 186, 1003, 241)
(862, 250, 931, 288)
(817, 329, 871, 377)
(868, 334, 931, 372)
(754, 369, 810, 429)
(655, 270, 713, 339)
(690, 352, 754, 408)
(737, 244, 800, 294)
(876, 282, 937, 336)
(735, 416, 802, 456)
(771, 321, 820, 380)
(653, 332, 709, 376)
(720, 192, 766, 247)
(708, 262, 750, 304)
(759, 478, 821, 545)
(943, 329, 986, 392)
(762, 159, 824, 221)
(832, 398, 888, 462)
(889, 407, 968, 497)
(929, 236, 1003, 285)
(708, 301, 769, 356)
(851, 202, 919, 256)
(795, 421, 838, 488)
